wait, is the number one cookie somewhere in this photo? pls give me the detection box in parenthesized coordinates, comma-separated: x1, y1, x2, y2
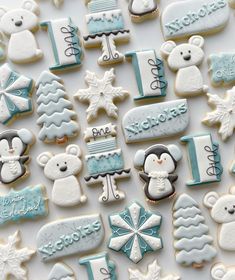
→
(125, 49, 167, 100)
(181, 133, 223, 186)
(41, 18, 83, 71)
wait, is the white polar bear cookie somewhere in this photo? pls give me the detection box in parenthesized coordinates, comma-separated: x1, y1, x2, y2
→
(211, 263, 235, 280)
(204, 186, 235, 251)
(0, 0, 43, 63)
(37, 145, 87, 207)
(160, 35, 208, 97)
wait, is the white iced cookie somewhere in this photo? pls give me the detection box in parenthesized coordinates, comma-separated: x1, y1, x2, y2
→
(0, 0, 43, 63)
(129, 259, 180, 280)
(52, 0, 64, 8)
(204, 187, 235, 251)
(37, 145, 87, 207)
(0, 231, 35, 280)
(203, 87, 235, 141)
(48, 263, 76, 280)
(211, 263, 235, 280)
(160, 35, 208, 97)
(128, 0, 159, 23)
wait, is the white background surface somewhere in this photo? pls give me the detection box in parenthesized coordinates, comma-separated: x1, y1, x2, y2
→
(1, 0, 235, 279)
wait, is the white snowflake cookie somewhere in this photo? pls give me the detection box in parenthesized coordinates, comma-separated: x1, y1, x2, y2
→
(74, 68, 129, 122)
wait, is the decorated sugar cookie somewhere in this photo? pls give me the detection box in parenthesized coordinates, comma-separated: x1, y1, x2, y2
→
(0, 64, 33, 125)
(79, 252, 116, 280)
(108, 201, 162, 263)
(36, 71, 79, 144)
(181, 133, 223, 186)
(37, 214, 104, 262)
(173, 194, 217, 268)
(84, 123, 130, 203)
(203, 87, 235, 141)
(41, 18, 83, 72)
(211, 263, 235, 280)
(0, 0, 43, 63)
(83, 0, 130, 65)
(122, 99, 189, 143)
(52, 0, 64, 7)
(161, 0, 229, 40)
(134, 144, 182, 202)
(0, 31, 6, 61)
(0, 231, 35, 280)
(125, 49, 167, 100)
(0, 185, 48, 226)
(160, 35, 208, 97)
(74, 69, 129, 122)
(129, 259, 180, 280)
(0, 129, 34, 185)
(204, 187, 235, 251)
(37, 145, 87, 207)
(128, 0, 159, 23)
(48, 263, 76, 280)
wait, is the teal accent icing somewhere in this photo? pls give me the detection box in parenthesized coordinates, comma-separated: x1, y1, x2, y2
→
(212, 142, 223, 181)
(0, 185, 48, 225)
(88, 0, 117, 13)
(87, 15, 124, 34)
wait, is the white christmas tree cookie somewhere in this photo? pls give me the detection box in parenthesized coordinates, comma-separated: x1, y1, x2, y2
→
(48, 262, 76, 280)
(173, 193, 217, 268)
(129, 259, 180, 280)
(0, 231, 35, 280)
(203, 87, 235, 141)
(74, 68, 129, 122)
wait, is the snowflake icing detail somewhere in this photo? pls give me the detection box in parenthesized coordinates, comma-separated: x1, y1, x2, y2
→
(74, 68, 129, 122)
(0, 231, 35, 280)
(0, 64, 33, 125)
(203, 88, 235, 141)
(108, 202, 162, 263)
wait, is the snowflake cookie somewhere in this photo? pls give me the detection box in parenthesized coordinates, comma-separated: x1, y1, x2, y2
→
(74, 68, 129, 122)
(203, 87, 235, 141)
(0, 231, 35, 280)
(48, 262, 76, 280)
(129, 259, 180, 280)
(0, 64, 33, 125)
(108, 201, 162, 263)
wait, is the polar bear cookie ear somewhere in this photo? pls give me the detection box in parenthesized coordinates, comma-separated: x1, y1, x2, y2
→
(21, 0, 40, 15)
(167, 144, 182, 162)
(37, 152, 53, 167)
(188, 35, 204, 48)
(17, 129, 34, 144)
(0, 6, 8, 19)
(230, 186, 235, 195)
(134, 149, 145, 169)
(203, 192, 220, 208)
(160, 41, 177, 57)
(66, 144, 81, 157)
(211, 263, 227, 279)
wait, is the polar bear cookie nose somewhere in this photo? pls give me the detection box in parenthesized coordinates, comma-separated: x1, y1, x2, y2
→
(228, 209, 235, 215)
(60, 166, 67, 172)
(183, 54, 191, 61)
(15, 20, 23, 27)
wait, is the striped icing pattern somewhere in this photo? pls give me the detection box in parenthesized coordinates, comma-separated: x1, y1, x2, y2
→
(87, 138, 117, 154)
(88, 0, 117, 13)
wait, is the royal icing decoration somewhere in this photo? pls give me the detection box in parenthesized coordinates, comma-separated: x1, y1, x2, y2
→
(0, 0, 43, 63)
(161, 0, 229, 40)
(161, 35, 208, 97)
(48, 263, 76, 280)
(203, 87, 235, 141)
(211, 263, 235, 280)
(0, 129, 34, 185)
(0, 231, 35, 280)
(84, 123, 130, 203)
(204, 187, 235, 251)
(129, 259, 180, 280)
(41, 18, 83, 71)
(125, 49, 167, 100)
(173, 194, 217, 268)
(181, 133, 223, 186)
(0, 31, 6, 61)
(79, 252, 116, 280)
(0, 185, 48, 226)
(128, 0, 158, 22)
(36, 71, 79, 144)
(0, 64, 33, 125)
(134, 144, 182, 202)
(37, 214, 104, 262)
(209, 52, 235, 86)
(74, 68, 129, 122)
(83, 0, 130, 65)
(122, 99, 189, 143)
(108, 201, 162, 263)
(37, 145, 87, 207)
